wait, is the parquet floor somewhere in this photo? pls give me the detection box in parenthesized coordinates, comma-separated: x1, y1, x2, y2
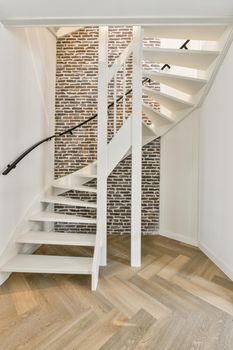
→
(0, 235, 233, 349)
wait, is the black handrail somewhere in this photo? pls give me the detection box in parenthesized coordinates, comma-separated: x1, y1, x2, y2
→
(2, 39, 190, 176)
(2, 78, 150, 176)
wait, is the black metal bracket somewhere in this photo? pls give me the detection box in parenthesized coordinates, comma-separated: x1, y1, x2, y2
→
(161, 39, 190, 71)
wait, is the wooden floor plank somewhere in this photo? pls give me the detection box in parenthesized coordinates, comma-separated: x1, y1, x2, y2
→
(173, 275, 233, 316)
(6, 274, 37, 315)
(157, 255, 190, 281)
(38, 310, 98, 350)
(65, 309, 125, 350)
(212, 275, 233, 291)
(100, 309, 155, 350)
(138, 254, 173, 280)
(0, 235, 232, 349)
(98, 276, 170, 319)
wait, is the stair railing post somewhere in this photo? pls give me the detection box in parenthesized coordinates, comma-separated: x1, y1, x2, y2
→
(97, 26, 108, 267)
(131, 26, 143, 267)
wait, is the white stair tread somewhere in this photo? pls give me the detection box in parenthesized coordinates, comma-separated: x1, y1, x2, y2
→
(41, 195, 97, 208)
(142, 86, 193, 110)
(143, 47, 219, 70)
(29, 212, 97, 224)
(143, 25, 226, 41)
(53, 182, 97, 193)
(1, 255, 93, 274)
(142, 103, 174, 124)
(17, 232, 96, 246)
(77, 172, 97, 178)
(142, 70, 207, 94)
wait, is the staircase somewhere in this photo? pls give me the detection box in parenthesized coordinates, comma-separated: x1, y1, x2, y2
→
(1, 23, 232, 290)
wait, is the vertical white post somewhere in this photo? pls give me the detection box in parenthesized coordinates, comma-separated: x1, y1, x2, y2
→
(131, 26, 143, 267)
(92, 26, 108, 290)
(122, 63, 126, 123)
(97, 26, 108, 267)
(114, 74, 117, 135)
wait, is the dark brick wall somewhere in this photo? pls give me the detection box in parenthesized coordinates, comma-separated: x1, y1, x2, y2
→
(55, 26, 161, 235)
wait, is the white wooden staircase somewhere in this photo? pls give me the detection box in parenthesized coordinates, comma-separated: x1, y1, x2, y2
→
(1, 23, 233, 290)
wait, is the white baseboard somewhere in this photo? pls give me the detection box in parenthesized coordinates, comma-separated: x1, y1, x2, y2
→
(199, 243, 233, 281)
(159, 230, 198, 247)
(159, 232, 233, 282)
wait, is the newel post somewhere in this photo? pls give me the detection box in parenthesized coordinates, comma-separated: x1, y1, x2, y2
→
(131, 26, 143, 267)
(97, 26, 109, 266)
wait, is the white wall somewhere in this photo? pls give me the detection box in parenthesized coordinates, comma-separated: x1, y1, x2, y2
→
(199, 39, 233, 280)
(0, 28, 56, 260)
(160, 111, 199, 246)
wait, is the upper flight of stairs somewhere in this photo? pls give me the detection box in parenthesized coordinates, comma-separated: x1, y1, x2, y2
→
(1, 23, 232, 291)
(142, 24, 233, 137)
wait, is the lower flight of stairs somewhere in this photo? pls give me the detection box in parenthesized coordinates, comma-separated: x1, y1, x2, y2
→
(0, 114, 157, 290)
(0, 178, 98, 280)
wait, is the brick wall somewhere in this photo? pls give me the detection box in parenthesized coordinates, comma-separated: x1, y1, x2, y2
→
(55, 26, 161, 235)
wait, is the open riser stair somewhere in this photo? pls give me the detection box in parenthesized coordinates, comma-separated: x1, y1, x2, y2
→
(1, 23, 233, 290)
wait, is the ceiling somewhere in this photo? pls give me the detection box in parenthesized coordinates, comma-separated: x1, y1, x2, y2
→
(0, 0, 233, 26)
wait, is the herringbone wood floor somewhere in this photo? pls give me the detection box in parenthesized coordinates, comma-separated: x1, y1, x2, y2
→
(0, 235, 233, 349)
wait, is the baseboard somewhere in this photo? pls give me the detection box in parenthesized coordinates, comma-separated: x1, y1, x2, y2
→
(199, 243, 233, 281)
(143, 231, 159, 236)
(159, 230, 198, 247)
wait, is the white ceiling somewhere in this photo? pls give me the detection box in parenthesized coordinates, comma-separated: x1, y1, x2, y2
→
(0, 0, 233, 26)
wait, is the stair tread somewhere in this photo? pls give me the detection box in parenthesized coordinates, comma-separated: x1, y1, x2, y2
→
(143, 47, 219, 70)
(77, 172, 97, 178)
(29, 212, 97, 224)
(0, 255, 93, 274)
(142, 103, 174, 123)
(142, 86, 194, 108)
(17, 232, 96, 246)
(143, 69, 207, 84)
(143, 47, 219, 55)
(53, 183, 97, 193)
(42, 195, 97, 208)
(143, 25, 226, 41)
(143, 70, 207, 95)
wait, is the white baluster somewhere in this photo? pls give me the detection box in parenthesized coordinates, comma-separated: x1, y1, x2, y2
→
(114, 73, 117, 135)
(92, 26, 108, 291)
(123, 63, 126, 123)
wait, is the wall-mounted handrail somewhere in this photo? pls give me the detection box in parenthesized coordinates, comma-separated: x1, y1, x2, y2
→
(2, 78, 150, 176)
(2, 39, 190, 176)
